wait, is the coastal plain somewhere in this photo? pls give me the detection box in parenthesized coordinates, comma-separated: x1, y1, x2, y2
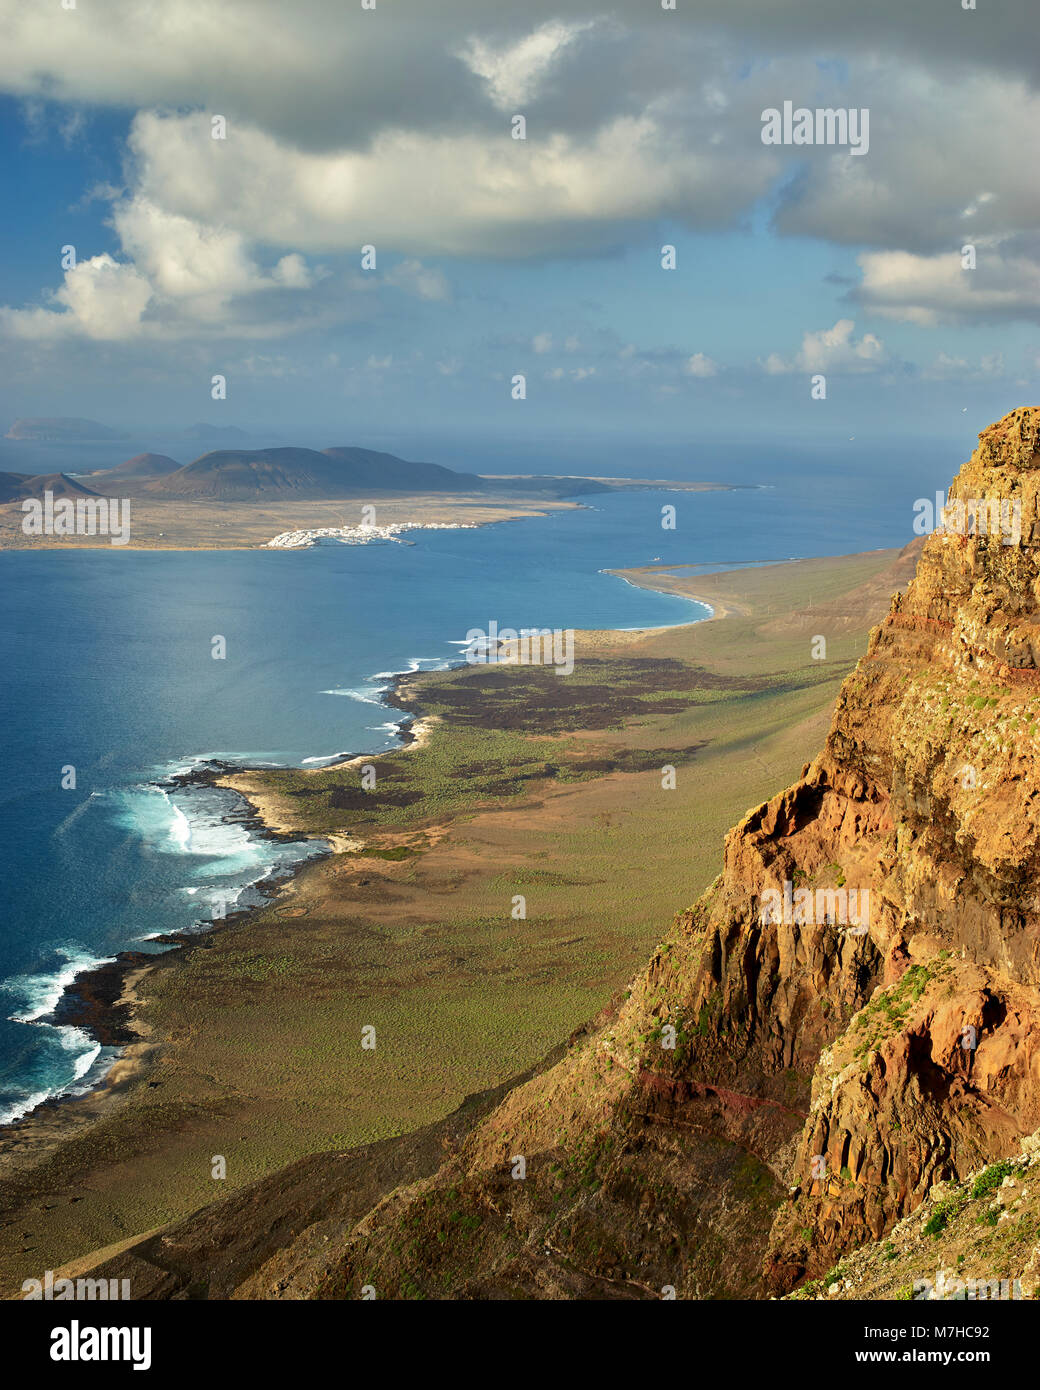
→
(0, 493, 574, 550)
(0, 543, 918, 1293)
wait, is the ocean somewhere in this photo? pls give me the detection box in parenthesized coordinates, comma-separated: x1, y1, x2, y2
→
(0, 481, 918, 1123)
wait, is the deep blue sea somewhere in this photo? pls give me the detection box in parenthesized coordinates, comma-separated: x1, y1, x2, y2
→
(0, 482, 916, 1122)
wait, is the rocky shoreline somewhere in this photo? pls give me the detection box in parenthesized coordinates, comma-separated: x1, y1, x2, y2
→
(0, 672, 435, 1145)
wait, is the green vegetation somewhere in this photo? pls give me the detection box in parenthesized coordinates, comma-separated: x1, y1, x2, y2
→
(971, 1160, 1015, 1199)
(923, 1191, 967, 1238)
(846, 961, 953, 1065)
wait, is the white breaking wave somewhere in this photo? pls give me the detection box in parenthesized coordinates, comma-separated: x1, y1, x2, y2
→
(321, 656, 449, 711)
(0, 774, 328, 1129)
(405, 656, 452, 669)
(115, 784, 268, 871)
(0, 1088, 52, 1126)
(168, 801, 192, 851)
(0, 1029, 115, 1127)
(320, 687, 383, 704)
(0, 951, 117, 1125)
(1, 946, 111, 1025)
(66, 1028, 102, 1082)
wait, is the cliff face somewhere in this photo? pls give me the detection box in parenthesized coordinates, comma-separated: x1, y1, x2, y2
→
(76, 409, 1040, 1300)
(763, 406, 1040, 1289)
(311, 407, 1040, 1300)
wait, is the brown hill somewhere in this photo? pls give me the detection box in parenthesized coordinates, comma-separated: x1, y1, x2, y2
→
(8, 472, 101, 501)
(320, 446, 484, 492)
(760, 537, 925, 637)
(143, 446, 486, 500)
(0, 473, 31, 503)
(135, 444, 611, 501)
(92, 452, 181, 481)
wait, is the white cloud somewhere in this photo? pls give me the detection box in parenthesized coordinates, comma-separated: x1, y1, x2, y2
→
(3, 0, 1034, 132)
(273, 254, 313, 290)
(458, 20, 597, 110)
(772, 68, 1040, 258)
(684, 353, 718, 377)
(1, 0, 1038, 361)
(0, 197, 329, 341)
(856, 244, 1040, 325)
(533, 332, 553, 353)
(122, 107, 773, 260)
(764, 319, 886, 374)
(113, 199, 275, 307)
(0, 254, 152, 340)
(0, 185, 452, 343)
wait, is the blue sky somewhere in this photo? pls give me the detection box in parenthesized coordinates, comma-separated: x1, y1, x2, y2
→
(0, 0, 1036, 475)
